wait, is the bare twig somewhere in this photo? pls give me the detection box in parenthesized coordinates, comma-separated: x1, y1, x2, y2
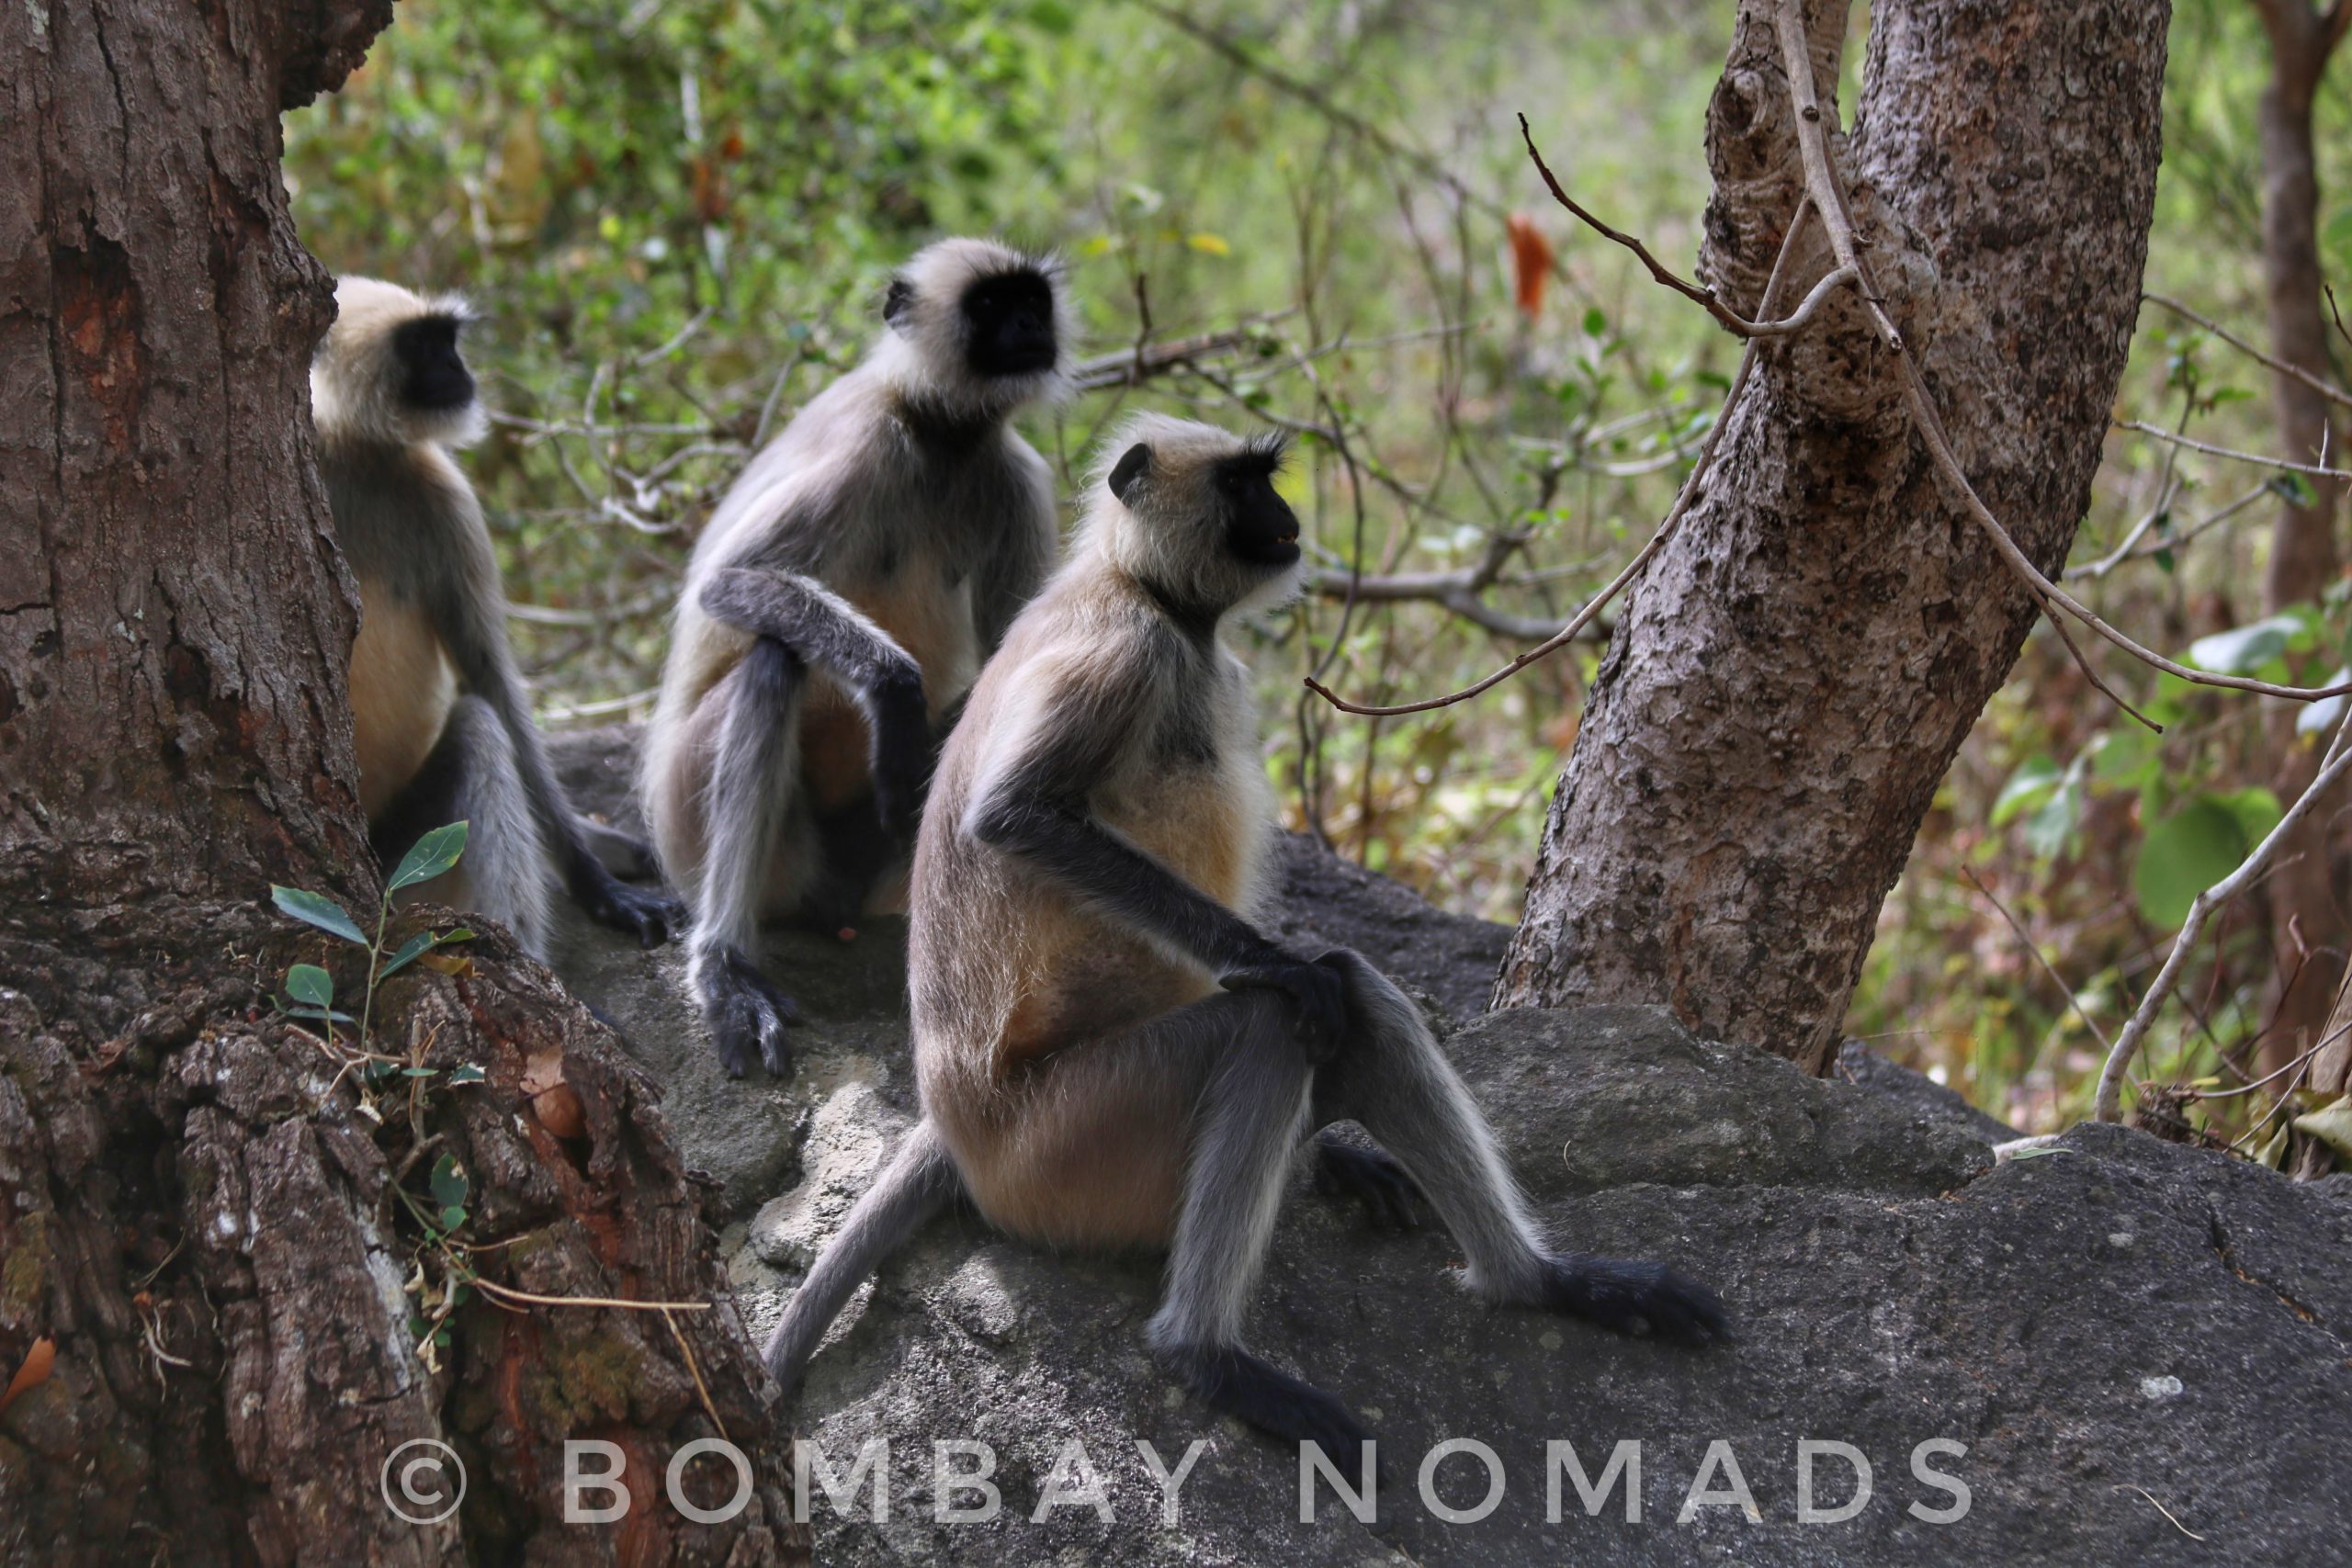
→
(2064, 483, 2269, 581)
(1962, 866, 2112, 1051)
(2095, 708, 2352, 1120)
(1303, 565, 1608, 643)
(1517, 114, 1759, 336)
(2142, 291, 2352, 411)
(1067, 315, 1293, 392)
(2111, 1485, 2206, 1543)
(2113, 418, 2352, 480)
(661, 1306, 729, 1442)
(467, 1279, 715, 1313)
(1518, 114, 1857, 342)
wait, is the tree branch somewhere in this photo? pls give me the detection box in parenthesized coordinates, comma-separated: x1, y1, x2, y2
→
(2142, 291, 2352, 412)
(2097, 708, 2352, 1121)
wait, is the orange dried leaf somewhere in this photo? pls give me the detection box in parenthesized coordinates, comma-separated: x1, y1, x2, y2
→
(2, 1337, 56, 1416)
(1507, 211, 1553, 321)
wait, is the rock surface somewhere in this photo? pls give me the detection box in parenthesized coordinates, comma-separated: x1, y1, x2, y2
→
(547, 728, 2352, 1565)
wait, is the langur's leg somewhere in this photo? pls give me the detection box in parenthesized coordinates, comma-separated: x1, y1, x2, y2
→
(1310, 949, 1729, 1344)
(373, 695, 557, 959)
(1028, 991, 1363, 1460)
(686, 637, 807, 1077)
(700, 567, 932, 838)
(763, 1120, 963, 1398)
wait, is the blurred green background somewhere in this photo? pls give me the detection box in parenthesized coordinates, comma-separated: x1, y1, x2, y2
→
(287, 0, 2352, 1138)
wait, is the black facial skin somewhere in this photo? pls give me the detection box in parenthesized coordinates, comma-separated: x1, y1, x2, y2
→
(958, 268, 1057, 378)
(1214, 452, 1300, 567)
(392, 314, 474, 412)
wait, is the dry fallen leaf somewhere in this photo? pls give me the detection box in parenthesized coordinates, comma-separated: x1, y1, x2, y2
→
(522, 1046, 586, 1140)
(2, 1337, 57, 1416)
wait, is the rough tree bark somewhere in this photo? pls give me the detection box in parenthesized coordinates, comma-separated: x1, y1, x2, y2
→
(0, 4, 805, 1562)
(2245, 0, 2351, 1092)
(1495, 0, 2172, 1072)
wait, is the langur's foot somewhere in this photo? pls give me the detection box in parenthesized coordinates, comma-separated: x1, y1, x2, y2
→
(1160, 1342, 1374, 1469)
(1313, 1135, 1423, 1231)
(582, 868, 686, 948)
(695, 945, 800, 1077)
(1536, 1253, 1732, 1347)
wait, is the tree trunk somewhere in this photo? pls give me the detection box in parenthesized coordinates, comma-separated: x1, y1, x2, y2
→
(0, 4, 805, 1562)
(2248, 0, 2351, 1089)
(1495, 0, 2172, 1072)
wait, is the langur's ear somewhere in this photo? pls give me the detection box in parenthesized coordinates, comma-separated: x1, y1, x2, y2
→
(1109, 443, 1153, 504)
(883, 278, 916, 326)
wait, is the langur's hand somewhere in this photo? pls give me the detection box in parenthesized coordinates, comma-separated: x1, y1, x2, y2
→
(1220, 951, 1350, 1064)
(868, 696, 933, 841)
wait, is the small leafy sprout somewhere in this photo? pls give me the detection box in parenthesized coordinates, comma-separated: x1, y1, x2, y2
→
(269, 819, 474, 1060)
(429, 1152, 471, 1237)
(272, 886, 368, 946)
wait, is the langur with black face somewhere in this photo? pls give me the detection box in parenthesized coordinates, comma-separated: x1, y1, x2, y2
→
(760, 415, 1731, 1459)
(311, 277, 683, 957)
(641, 238, 1069, 1079)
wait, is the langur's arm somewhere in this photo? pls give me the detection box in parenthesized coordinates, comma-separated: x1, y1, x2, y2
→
(697, 564, 932, 833)
(962, 637, 1284, 978)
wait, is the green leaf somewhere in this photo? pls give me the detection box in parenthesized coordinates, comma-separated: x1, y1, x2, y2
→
(389, 821, 469, 893)
(285, 964, 334, 1010)
(2134, 796, 2252, 928)
(448, 1064, 487, 1086)
(272, 886, 368, 946)
(379, 932, 436, 979)
(439, 1204, 468, 1233)
(2005, 1145, 2073, 1161)
(1991, 755, 2062, 828)
(2023, 780, 2081, 861)
(1582, 306, 1607, 337)
(2186, 615, 2305, 676)
(2090, 727, 2160, 789)
(2211, 786, 2282, 847)
(429, 1153, 469, 1213)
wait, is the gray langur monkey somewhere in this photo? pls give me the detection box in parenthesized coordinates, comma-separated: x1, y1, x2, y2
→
(640, 238, 1068, 1079)
(760, 415, 1730, 1458)
(311, 277, 683, 957)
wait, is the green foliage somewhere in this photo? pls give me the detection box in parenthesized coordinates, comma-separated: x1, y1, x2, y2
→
(272, 886, 369, 947)
(389, 821, 469, 893)
(2133, 795, 2258, 929)
(271, 823, 475, 1053)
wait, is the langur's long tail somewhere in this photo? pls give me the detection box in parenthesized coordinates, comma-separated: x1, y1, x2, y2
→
(375, 694, 556, 958)
(763, 1120, 962, 1397)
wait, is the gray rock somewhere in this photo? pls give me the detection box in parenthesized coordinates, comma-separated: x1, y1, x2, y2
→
(537, 727, 2352, 1565)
